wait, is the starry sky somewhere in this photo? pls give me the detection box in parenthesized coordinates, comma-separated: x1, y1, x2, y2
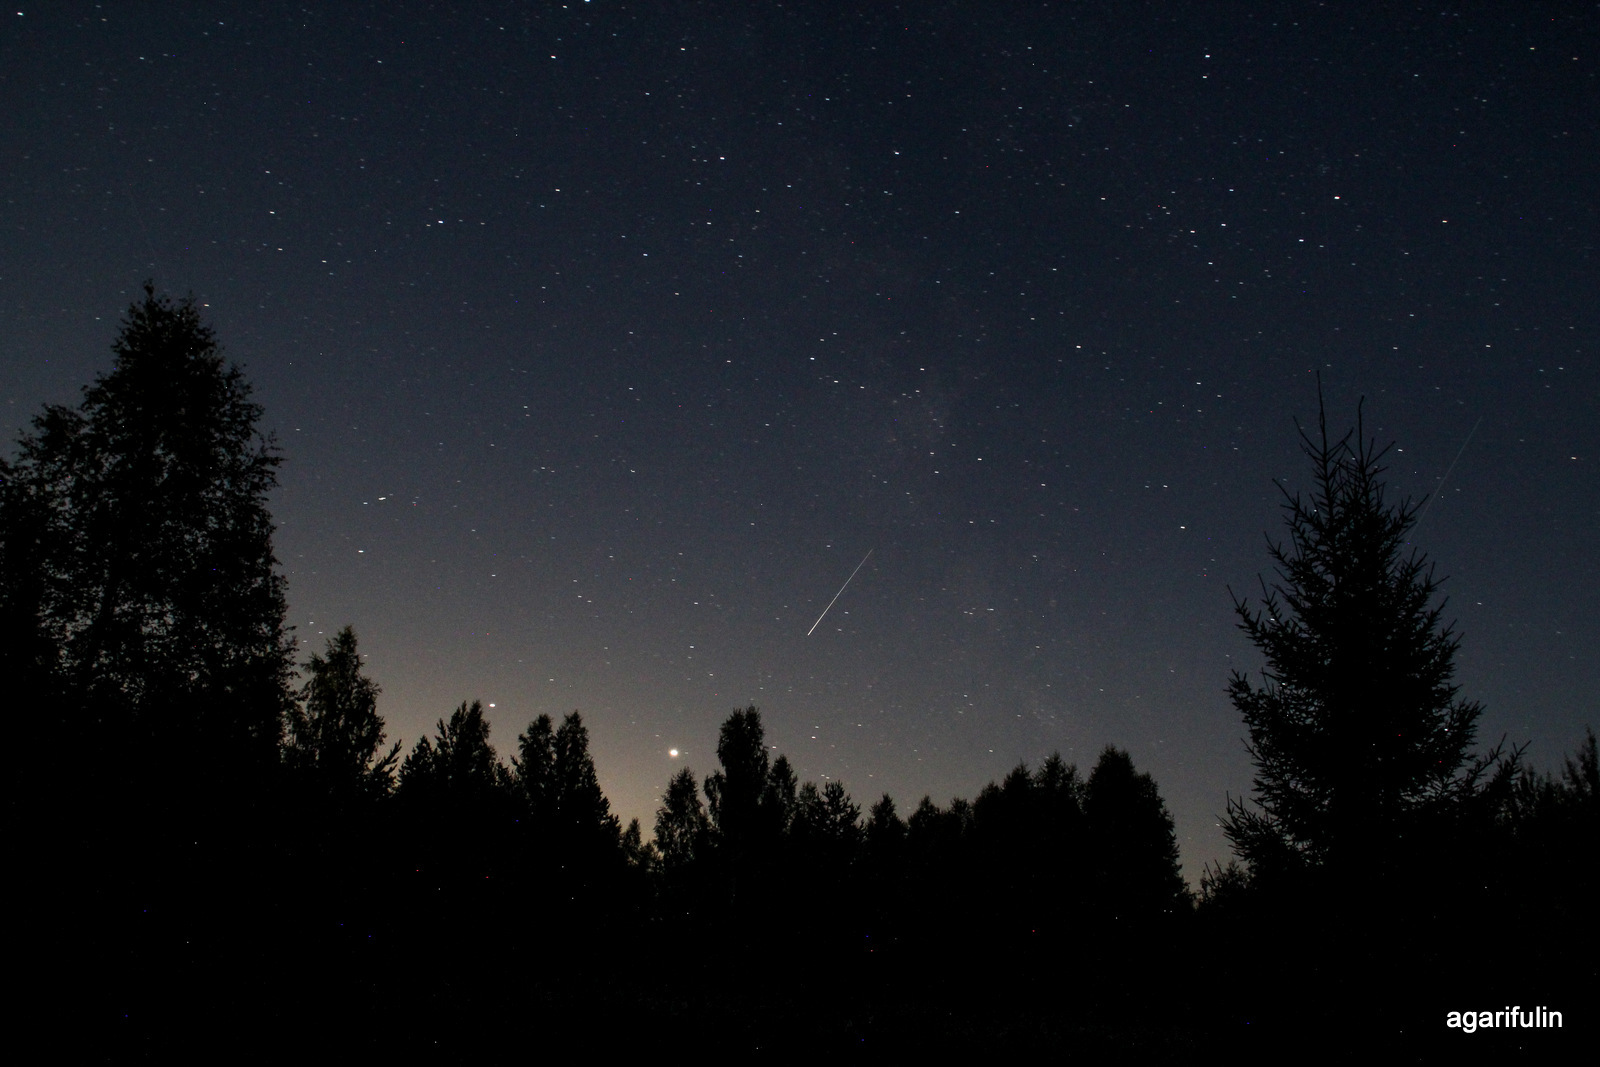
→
(4, 1, 1596, 880)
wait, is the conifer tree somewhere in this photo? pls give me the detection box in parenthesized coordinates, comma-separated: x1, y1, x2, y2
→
(654, 767, 710, 870)
(0, 285, 292, 763)
(1085, 746, 1188, 920)
(552, 711, 621, 849)
(286, 626, 399, 803)
(513, 713, 557, 821)
(763, 754, 799, 835)
(1223, 399, 1512, 887)
(865, 793, 906, 854)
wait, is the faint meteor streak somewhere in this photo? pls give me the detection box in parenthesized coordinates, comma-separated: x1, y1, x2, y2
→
(807, 549, 874, 636)
(1413, 415, 1483, 535)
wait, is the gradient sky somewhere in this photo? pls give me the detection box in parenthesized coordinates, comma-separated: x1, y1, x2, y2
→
(4, 1, 1595, 881)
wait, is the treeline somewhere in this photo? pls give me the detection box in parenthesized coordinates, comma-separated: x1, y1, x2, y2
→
(7, 290, 1595, 1055)
(279, 631, 1201, 1051)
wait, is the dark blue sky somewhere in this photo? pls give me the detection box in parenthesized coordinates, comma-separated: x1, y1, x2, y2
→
(4, 1, 1595, 879)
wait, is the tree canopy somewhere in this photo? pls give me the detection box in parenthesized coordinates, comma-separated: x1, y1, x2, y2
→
(286, 626, 399, 803)
(1223, 399, 1512, 888)
(1, 285, 291, 763)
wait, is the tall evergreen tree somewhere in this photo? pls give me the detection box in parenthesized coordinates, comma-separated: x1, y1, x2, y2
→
(762, 754, 799, 836)
(654, 767, 710, 870)
(0, 285, 292, 763)
(552, 711, 621, 849)
(513, 713, 557, 821)
(1033, 753, 1088, 871)
(620, 818, 655, 872)
(285, 626, 399, 803)
(1085, 746, 1188, 921)
(704, 706, 775, 853)
(865, 793, 906, 856)
(1223, 399, 1513, 888)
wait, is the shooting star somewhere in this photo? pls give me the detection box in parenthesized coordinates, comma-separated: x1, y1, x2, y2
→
(1413, 416, 1483, 535)
(807, 549, 874, 636)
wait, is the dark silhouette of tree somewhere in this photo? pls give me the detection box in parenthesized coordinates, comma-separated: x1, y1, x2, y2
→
(511, 711, 627, 888)
(398, 700, 508, 803)
(654, 767, 710, 871)
(819, 781, 863, 847)
(393, 700, 520, 929)
(0, 284, 292, 763)
(621, 818, 655, 871)
(763, 753, 799, 835)
(1034, 753, 1086, 825)
(861, 793, 909, 935)
(968, 764, 1044, 936)
(496, 711, 628, 938)
(1197, 860, 1252, 912)
(512, 713, 557, 822)
(704, 706, 780, 854)
(1085, 746, 1188, 922)
(907, 794, 970, 857)
(701, 706, 798, 921)
(1567, 727, 1598, 799)
(865, 793, 907, 859)
(791, 779, 862, 868)
(285, 626, 399, 803)
(0, 443, 61, 724)
(1493, 727, 1598, 942)
(1027, 753, 1090, 930)
(937, 754, 1093, 944)
(552, 711, 622, 850)
(974, 764, 1038, 851)
(2, 290, 306, 1059)
(1223, 399, 1514, 889)
(904, 793, 974, 922)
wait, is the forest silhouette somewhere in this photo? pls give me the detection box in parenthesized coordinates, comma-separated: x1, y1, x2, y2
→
(6, 291, 1593, 1056)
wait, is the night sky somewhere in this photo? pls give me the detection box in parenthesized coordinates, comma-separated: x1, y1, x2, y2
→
(4, 1, 1595, 880)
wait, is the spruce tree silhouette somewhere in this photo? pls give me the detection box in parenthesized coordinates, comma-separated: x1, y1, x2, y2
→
(286, 626, 400, 805)
(1033, 753, 1089, 920)
(764, 753, 800, 831)
(864, 793, 907, 863)
(552, 711, 622, 854)
(654, 766, 711, 871)
(1222, 397, 1515, 895)
(816, 781, 864, 853)
(513, 712, 558, 825)
(1084, 746, 1188, 923)
(653, 764, 712, 934)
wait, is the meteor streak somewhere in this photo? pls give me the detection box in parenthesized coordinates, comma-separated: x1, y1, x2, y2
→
(1413, 415, 1482, 535)
(807, 549, 874, 636)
